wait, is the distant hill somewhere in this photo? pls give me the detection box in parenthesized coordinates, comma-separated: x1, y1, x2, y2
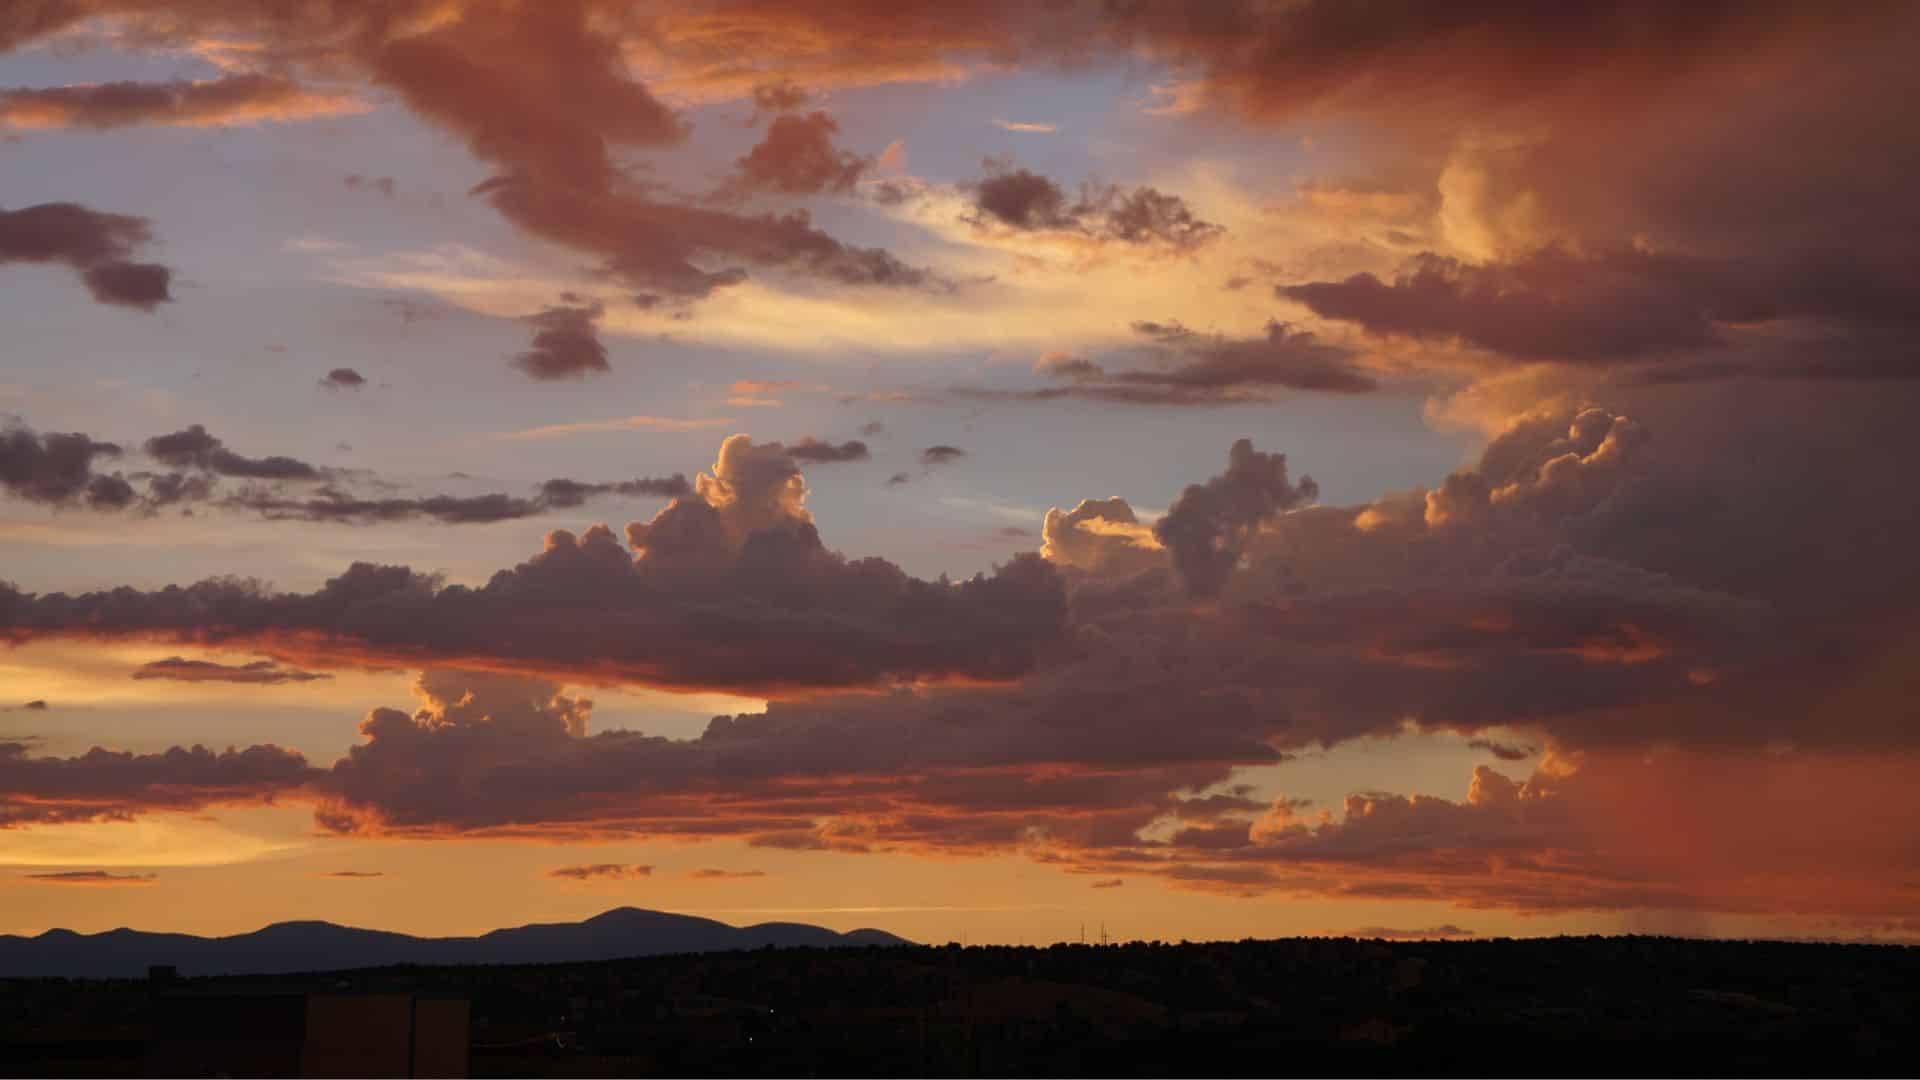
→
(0, 907, 911, 978)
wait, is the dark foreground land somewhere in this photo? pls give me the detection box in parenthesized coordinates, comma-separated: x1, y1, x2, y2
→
(3, 935, 1916, 1077)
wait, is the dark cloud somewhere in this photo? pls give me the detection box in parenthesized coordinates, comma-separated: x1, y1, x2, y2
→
(21, 870, 157, 886)
(0, 73, 348, 129)
(478, 174, 945, 298)
(1, 436, 1070, 694)
(727, 111, 869, 196)
(547, 863, 653, 881)
(134, 470, 214, 510)
(144, 424, 326, 482)
(22, 700, 47, 711)
(785, 438, 868, 464)
(958, 321, 1375, 405)
(323, 870, 384, 879)
(885, 472, 911, 486)
(0, 423, 131, 508)
(306, 664, 1261, 840)
(14, 399, 1920, 927)
(1154, 438, 1318, 596)
(0, 201, 172, 309)
(79, 259, 171, 309)
(1091, 878, 1124, 889)
(237, 471, 688, 526)
(1467, 738, 1534, 762)
(1341, 925, 1474, 940)
(1281, 250, 1920, 370)
(536, 474, 693, 508)
(132, 657, 331, 685)
(512, 302, 609, 381)
(1119, 319, 1376, 395)
(858, 421, 885, 437)
(688, 868, 765, 880)
(320, 367, 367, 390)
(968, 163, 1223, 252)
(1087, 2, 1902, 126)
(920, 445, 965, 466)
(972, 167, 1075, 230)
(0, 740, 314, 827)
(226, 487, 543, 525)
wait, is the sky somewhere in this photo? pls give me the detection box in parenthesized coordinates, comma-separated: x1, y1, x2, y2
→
(1, 0, 1917, 947)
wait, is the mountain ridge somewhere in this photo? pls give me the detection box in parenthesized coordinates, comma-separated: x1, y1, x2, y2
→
(0, 906, 910, 978)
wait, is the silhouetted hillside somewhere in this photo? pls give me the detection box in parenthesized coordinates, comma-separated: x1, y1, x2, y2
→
(0, 908, 909, 978)
(3, 935, 1916, 1076)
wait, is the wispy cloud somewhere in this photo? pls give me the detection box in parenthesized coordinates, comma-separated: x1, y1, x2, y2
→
(547, 863, 654, 881)
(994, 118, 1057, 133)
(23, 870, 157, 886)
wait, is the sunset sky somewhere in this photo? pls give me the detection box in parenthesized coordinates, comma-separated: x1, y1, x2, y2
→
(3, 1, 1917, 947)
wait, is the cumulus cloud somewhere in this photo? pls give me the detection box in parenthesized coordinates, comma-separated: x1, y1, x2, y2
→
(2, 3, 1920, 935)
(0, 74, 359, 129)
(132, 657, 331, 685)
(0, 423, 132, 508)
(1040, 497, 1165, 578)
(2, 436, 1069, 693)
(14, 399, 1920, 929)
(0, 740, 314, 827)
(0, 201, 172, 309)
(512, 301, 609, 381)
(1154, 438, 1318, 595)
